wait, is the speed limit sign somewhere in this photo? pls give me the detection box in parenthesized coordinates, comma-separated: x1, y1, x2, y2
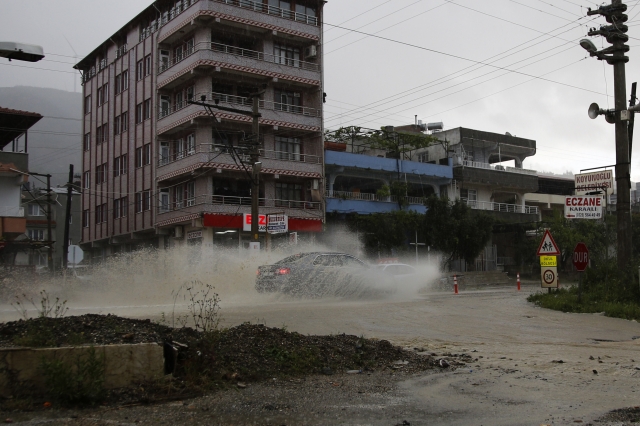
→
(541, 267, 558, 288)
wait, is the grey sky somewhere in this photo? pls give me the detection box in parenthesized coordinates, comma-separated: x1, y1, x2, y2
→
(1, 0, 640, 179)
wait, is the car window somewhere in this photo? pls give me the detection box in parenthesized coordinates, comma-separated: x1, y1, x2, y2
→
(340, 255, 366, 268)
(313, 255, 342, 266)
(396, 265, 416, 275)
(384, 265, 399, 275)
(276, 253, 313, 264)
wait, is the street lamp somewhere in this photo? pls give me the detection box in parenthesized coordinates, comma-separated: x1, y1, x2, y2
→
(0, 42, 44, 62)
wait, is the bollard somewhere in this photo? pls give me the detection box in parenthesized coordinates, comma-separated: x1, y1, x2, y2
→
(517, 272, 521, 291)
(454, 274, 459, 294)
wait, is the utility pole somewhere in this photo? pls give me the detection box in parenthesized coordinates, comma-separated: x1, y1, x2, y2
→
(583, 0, 632, 270)
(62, 164, 74, 269)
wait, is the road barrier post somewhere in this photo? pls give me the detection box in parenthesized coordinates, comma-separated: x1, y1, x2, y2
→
(454, 274, 459, 295)
(517, 272, 521, 291)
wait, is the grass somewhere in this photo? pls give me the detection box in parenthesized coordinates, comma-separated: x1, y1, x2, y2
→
(528, 287, 640, 321)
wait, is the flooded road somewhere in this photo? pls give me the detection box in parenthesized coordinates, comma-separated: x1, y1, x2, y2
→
(4, 283, 639, 425)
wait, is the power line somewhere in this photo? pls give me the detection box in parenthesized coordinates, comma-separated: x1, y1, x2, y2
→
(0, 62, 78, 75)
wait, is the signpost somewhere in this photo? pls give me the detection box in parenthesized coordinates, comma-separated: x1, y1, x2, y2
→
(537, 230, 560, 291)
(573, 242, 589, 302)
(564, 196, 604, 219)
(575, 170, 613, 195)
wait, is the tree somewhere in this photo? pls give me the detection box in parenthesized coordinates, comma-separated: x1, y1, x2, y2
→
(423, 196, 494, 270)
(348, 211, 422, 257)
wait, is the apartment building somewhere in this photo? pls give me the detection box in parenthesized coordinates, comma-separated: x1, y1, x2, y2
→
(75, 0, 325, 256)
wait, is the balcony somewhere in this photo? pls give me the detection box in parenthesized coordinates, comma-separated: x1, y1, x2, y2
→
(159, 42, 319, 74)
(456, 160, 537, 176)
(326, 191, 425, 206)
(158, 92, 321, 120)
(463, 199, 539, 215)
(1, 206, 25, 218)
(325, 191, 427, 215)
(213, 0, 318, 26)
(156, 194, 321, 224)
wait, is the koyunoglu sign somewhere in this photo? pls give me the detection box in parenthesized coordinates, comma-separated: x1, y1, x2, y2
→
(564, 196, 604, 219)
(574, 170, 614, 195)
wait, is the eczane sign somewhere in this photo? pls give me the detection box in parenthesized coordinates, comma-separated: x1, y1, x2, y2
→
(564, 196, 604, 219)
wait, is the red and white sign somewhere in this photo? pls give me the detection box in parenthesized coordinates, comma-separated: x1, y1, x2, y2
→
(564, 196, 604, 219)
(243, 213, 267, 232)
(575, 170, 614, 195)
(573, 242, 589, 272)
(536, 230, 561, 256)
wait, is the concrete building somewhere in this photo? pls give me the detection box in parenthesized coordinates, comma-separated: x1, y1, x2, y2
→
(0, 107, 42, 267)
(75, 0, 325, 258)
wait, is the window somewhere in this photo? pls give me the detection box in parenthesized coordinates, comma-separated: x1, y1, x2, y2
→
(83, 133, 91, 151)
(115, 70, 129, 94)
(96, 124, 108, 144)
(160, 95, 171, 118)
(275, 89, 302, 113)
(95, 203, 107, 224)
(136, 59, 144, 80)
(136, 102, 143, 123)
(275, 136, 300, 161)
(159, 49, 170, 71)
(28, 203, 44, 216)
(144, 144, 152, 165)
(295, 3, 316, 17)
(460, 189, 477, 207)
(96, 163, 107, 184)
(83, 171, 90, 189)
(160, 142, 170, 165)
(144, 54, 152, 76)
(114, 112, 127, 135)
(82, 209, 89, 228)
(97, 83, 109, 106)
(160, 189, 170, 212)
(174, 182, 195, 208)
(114, 154, 127, 177)
(114, 197, 128, 218)
(135, 191, 151, 213)
(135, 147, 143, 168)
(84, 95, 91, 114)
(114, 115, 121, 135)
(186, 134, 195, 155)
(27, 229, 45, 241)
(276, 182, 302, 206)
(274, 44, 300, 67)
(143, 98, 151, 120)
(417, 152, 430, 163)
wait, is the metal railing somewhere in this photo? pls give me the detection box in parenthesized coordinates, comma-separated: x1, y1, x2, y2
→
(159, 41, 319, 73)
(214, 0, 318, 25)
(158, 194, 321, 213)
(457, 160, 537, 176)
(326, 191, 425, 205)
(158, 91, 322, 120)
(463, 199, 539, 215)
(0, 206, 25, 218)
(157, 143, 321, 167)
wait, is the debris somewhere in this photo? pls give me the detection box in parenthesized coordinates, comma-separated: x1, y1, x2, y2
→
(321, 367, 333, 375)
(589, 356, 594, 360)
(237, 382, 247, 389)
(4, 419, 13, 424)
(552, 360, 564, 364)
(123, 333, 134, 340)
(347, 370, 362, 374)
(43, 402, 51, 408)
(439, 359, 450, 368)
(593, 370, 598, 375)
(393, 360, 409, 365)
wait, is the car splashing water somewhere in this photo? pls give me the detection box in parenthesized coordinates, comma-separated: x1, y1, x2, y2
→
(0, 240, 442, 321)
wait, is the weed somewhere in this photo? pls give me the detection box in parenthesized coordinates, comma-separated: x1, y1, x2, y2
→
(173, 280, 221, 334)
(40, 346, 106, 405)
(265, 345, 322, 375)
(11, 290, 68, 320)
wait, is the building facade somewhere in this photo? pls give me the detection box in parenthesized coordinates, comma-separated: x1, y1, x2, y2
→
(75, 0, 325, 257)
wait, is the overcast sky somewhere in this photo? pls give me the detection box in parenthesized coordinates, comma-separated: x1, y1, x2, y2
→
(2, 0, 640, 179)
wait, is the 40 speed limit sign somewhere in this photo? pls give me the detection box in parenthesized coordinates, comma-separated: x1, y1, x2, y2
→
(541, 266, 558, 289)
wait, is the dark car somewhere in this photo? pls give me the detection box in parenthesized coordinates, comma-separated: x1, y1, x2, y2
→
(256, 252, 383, 296)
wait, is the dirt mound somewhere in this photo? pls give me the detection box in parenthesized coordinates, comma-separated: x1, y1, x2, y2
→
(0, 315, 473, 407)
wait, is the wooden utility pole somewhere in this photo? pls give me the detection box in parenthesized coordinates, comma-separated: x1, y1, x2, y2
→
(250, 94, 261, 246)
(62, 164, 74, 269)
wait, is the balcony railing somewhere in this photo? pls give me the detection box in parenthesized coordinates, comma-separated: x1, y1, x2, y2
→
(326, 191, 425, 206)
(158, 194, 321, 213)
(456, 160, 538, 176)
(0, 206, 25, 218)
(214, 0, 318, 25)
(158, 91, 322, 120)
(158, 143, 321, 167)
(159, 41, 320, 74)
(463, 199, 539, 215)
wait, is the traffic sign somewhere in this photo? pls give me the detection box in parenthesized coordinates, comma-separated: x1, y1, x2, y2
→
(540, 256, 557, 267)
(68, 245, 84, 265)
(541, 266, 558, 288)
(536, 230, 561, 256)
(573, 242, 589, 272)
